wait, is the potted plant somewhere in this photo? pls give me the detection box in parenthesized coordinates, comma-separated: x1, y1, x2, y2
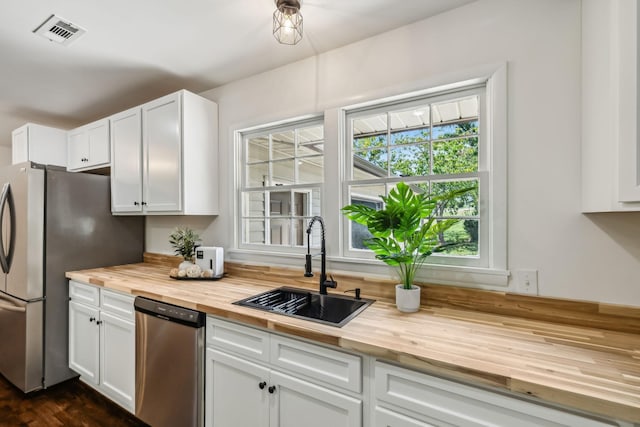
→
(169, 226, 201, 269)
(342, 182, 472, 312)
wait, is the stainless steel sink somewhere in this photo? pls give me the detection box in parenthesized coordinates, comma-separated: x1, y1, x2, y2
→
(233, 287, 374, 327)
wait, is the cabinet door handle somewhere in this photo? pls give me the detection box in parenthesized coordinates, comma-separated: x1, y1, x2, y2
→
(258, 381, 266, 390)
(133, 201, 139, 206)
(141, 201, 147, 206)
(96, 320, 103, 325)
(268, 385, 276, 394)
(89, 317, 95, 322)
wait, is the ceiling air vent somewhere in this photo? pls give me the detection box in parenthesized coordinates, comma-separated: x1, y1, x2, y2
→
(33, 14, 86, 46)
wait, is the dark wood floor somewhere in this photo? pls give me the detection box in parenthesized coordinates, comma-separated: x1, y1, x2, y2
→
(0, 374, 147, 427)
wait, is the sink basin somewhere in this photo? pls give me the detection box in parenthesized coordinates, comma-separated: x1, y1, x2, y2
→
(233, 287, 374, 327)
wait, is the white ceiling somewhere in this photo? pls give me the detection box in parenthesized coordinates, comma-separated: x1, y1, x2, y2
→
(0, 0, 476, 147)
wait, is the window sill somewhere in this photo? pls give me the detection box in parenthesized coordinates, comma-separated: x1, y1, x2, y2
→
(227, 249, 510, 289)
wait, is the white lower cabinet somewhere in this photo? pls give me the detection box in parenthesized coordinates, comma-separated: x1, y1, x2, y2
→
(373, 362, 624, 427)
(205, 317, 363, 427)
(68, 280, 135, 413)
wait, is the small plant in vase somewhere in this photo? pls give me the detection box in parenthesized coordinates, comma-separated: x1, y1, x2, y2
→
(169, 226, 201, 269)
(342, 182, 473, 312)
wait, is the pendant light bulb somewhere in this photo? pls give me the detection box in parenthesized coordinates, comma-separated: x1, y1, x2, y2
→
(273, 0, 303, 45)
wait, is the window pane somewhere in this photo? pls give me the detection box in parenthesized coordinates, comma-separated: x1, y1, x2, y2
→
(353, 113, 387, 141)
(243, 219, 265, 244)
(242, 191, 265, 217)
(348, 184, 385, 250)
(389, 144, 430, 177)
(432, 137, 478, 174)
(353, 149, 388, 179)
(298, 156, 323, 184)
(247, 137, 269, 163)
(272, 159, 295, 185)
(310, 188, 321, 217)
(353, 135, 386, 152)
(431, 180, 478, 217)
(270, 218, 291, 245)
(247, 163, 269, 187)
(436, 219, 478, 256)
(432, 119, 478, 140)
(298, 125, 324, 145)
(269, 191, 290, 216)
(292, 218, 306, 247)
(390, 105, 430, 132)
(432, 96, 478, 123)
(298, 143, 323, 157)
(272, 131, 295, 160)
(391, 128, 429, 145)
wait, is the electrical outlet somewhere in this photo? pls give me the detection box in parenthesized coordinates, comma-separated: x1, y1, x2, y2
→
(516, 269, 539, 295)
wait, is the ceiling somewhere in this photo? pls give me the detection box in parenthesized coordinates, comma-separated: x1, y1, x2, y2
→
(0, 0, 476, 147)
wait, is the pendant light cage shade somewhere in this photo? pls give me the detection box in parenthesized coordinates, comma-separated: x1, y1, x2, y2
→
(273, 0, 303, 45)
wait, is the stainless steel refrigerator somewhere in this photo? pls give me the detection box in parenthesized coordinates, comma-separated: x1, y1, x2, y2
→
(0, 162, 144, 392)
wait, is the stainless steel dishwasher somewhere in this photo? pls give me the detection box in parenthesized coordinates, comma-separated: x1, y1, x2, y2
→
(134, 296, 206, 427)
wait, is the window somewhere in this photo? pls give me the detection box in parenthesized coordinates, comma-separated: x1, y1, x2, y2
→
(343, 85, 489, 268)
(239, 118, 324, 250)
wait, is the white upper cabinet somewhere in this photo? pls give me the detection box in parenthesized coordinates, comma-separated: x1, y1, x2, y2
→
(111, 107, 143, 213)
(110, 90, 219, 215)
(582, 0, 640, 212)
(67, 118, 110, 171)
(12, 123, 67, 167)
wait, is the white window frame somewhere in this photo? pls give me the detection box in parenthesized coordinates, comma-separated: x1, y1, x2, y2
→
(338, 68, 507, 285)
(237, 116, 324, 254)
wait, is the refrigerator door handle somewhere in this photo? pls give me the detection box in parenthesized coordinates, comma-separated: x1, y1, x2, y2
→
(0, 183, 16, 274)
(0, 293, 25, 313)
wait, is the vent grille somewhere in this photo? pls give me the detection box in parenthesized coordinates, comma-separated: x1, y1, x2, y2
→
(33, 14, 86, 46)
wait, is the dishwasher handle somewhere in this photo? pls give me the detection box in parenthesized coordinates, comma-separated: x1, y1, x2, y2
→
(134, 297, 205, 328)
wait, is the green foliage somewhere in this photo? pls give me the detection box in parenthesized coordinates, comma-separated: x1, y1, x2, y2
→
(169, 227, 201, 261)
(342, 182, 473, 289)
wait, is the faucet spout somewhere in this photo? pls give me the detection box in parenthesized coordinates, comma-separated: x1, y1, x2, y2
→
(305, 216, 337, 295)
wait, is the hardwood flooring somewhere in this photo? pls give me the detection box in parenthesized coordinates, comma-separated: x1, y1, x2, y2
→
(0, 374, 147, 427)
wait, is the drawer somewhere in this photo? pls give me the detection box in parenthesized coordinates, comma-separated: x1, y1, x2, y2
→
(100, 289, 135, 320)
(69, 280, 99, 307)
(206, 317, 270, 363)
(270, 334, 362, 393)
(374, 362, 618, 427)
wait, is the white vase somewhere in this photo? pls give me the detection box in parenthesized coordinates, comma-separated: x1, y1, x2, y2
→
(395, 284, 421, 313)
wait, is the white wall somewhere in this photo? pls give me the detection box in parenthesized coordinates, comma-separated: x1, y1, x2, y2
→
(0, 146, 11, 166)
(146, 0, 640, 306)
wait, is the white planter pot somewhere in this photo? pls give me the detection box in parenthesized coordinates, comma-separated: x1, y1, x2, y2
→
(395, 284, 421, 313)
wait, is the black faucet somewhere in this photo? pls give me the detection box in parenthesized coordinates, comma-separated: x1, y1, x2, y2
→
(304, 216, 337, 295)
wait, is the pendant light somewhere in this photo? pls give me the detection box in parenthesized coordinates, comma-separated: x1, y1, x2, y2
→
(273, 0, 303, 45)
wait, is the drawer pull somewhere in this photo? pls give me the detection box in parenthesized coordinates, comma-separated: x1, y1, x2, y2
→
(268, 385, 276, 394)
(258, 381, 266, 390)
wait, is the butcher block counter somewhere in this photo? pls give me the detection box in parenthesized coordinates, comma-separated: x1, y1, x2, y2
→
(66, 256, 640, 424)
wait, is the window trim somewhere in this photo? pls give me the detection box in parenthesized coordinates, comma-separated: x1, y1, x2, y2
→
(339, 65, 507, 277)
(236, 115, 325, 253)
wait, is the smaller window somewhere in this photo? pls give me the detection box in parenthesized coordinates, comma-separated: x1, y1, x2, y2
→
(239, 119, 324, 250)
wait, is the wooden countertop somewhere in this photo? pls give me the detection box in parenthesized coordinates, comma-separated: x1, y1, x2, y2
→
(66, 262, 640, 424)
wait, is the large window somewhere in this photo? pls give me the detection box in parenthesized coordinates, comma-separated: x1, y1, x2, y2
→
(343, 85, 487, 267)
(239, 119, 324, 250)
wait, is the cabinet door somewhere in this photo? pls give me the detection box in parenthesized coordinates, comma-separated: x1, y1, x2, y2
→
(111, 107, 143, 213)
(143, 92, 182, 212)
(205, 348, 270, 427)
(86, 119, 110, 167)
(67, 128, 88, 170)
(100, 311, 135, 413)
(270, 370, 362, 427)
(68, 301, 100, 385)
(12, 126, 29, 164)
